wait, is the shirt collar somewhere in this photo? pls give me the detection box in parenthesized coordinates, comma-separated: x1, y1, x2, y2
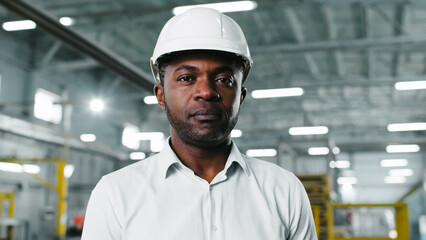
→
(157, 138, 250, 179)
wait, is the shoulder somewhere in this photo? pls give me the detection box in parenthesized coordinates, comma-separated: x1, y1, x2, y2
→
(242, 154, 306, 194)
(244, 155, 299, 182)
(101, 154, 160, 187)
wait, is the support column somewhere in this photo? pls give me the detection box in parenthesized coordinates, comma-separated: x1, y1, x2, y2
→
(56, 160, 67, 239)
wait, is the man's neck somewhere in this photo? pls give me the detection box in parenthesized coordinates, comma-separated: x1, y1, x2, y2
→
(169, 134, 232, 183)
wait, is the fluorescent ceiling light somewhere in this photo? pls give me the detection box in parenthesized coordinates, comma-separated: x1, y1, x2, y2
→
(251, 87, 304, 99)
(80, 134, 96, 142)
(64, 164, 75, 178)
(386, 144, 420, 153)
(172, 1, 258, 15)
(59, 17, 75, 26)
(90, 99, 104, 112)
(387, 122, 426, 132)
(395, 80, 426, 90)
(231, 129, 242, 138)
(308, 147, 329, 156)
(380, 159, 408, 167)
(337, 177, 358, 185)
(384, 176, 406, 184)
(246, 149, 277, 157)
(130, 152, 146, 160)
(134, 132, 164, 140)
(0, 162, 23, 173)
(389, 168, 413, 177)
(289, 126, 328, 135)
(144, 96, 158, 104)
(330, 160, 350, 169)
(150, 138, 165, 152)
(23, 164, 40, 174)
(2, 20, 36, 31)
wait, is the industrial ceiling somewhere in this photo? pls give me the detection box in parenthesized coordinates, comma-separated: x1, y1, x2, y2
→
(0, 0, 425, 173)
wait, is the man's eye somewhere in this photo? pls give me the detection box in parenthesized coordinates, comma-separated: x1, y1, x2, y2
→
(177, 76, 194, 82)
(216, 77, 233, 85)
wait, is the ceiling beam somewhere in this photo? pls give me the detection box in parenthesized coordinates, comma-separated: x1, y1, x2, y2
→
(284, 8, 320, 76)
(321, 4, 345, 78)
(392, 4, 410, 77)
(0, 0, 154, 91)
(252, 34, 426, 54)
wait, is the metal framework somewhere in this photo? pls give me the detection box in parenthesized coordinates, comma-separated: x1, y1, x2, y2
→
(327, 203, 410, 240)
(0, 158, 68, 239)
(0, 0, 154, 91)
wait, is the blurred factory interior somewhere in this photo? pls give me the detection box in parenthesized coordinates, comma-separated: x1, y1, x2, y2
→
(0, 0, 425, 239)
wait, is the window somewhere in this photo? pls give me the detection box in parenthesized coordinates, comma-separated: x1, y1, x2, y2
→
(34, 88, 62, 124)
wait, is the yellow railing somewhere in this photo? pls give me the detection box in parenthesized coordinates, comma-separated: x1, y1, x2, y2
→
(0, 191, 15, 240)
(0, 158, 68, 240)
(327, 203, 409, 240)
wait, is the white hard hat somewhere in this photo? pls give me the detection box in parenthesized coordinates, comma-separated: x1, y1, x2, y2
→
(150, 7, 253, 83)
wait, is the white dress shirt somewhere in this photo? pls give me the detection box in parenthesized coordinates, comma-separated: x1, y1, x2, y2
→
(82, 141, 317, 240)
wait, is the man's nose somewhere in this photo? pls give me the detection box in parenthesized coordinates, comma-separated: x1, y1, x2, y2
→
(194, 78, 220, 101)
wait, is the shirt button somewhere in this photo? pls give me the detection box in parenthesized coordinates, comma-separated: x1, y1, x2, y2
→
(209, 186, 212, 191)
(212, 225, 217, 231)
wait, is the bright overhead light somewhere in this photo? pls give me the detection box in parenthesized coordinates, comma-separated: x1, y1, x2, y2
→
(337, 177, 357, 185)
(289, 126, 328, 135)
(23, 164, 40, 174)
(59, 17, 75, 26)
(134, 132, 165, 140)
(380, 159, 408, 167)
(64, 164, 75, 178)
(384, 176, 406, 184)
(330, 160, 350, 169)
(389, 168, 414, 177)
(150, 138, 165, 152)
(80, 134, 96, 142)
(388, 230, 398, 239)
(332, 147, 340, 155)
(395, 80, 426, 90)
(341, 183, 353, 192)
(172, 1, 258, 15)
(231, 129, 242, 138)
(251, 87, 304, 99)
(0, 162, 23, 173)
(122, 124, 140, 150)
(308, 147, 329, 156)
(130, 152, 146, 160)
(387, 122, 426, 132)
(90, 99, 104, 112)
(246, 149, 277, 157)
(144, 96, 158, 105)
(2, 20, 36, 31)
(386, 144, 420, 153)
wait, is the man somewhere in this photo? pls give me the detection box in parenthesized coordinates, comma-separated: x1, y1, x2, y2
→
(82, 8, 317, 239)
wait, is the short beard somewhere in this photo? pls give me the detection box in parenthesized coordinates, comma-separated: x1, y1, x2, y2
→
(164, 99, 238, 147)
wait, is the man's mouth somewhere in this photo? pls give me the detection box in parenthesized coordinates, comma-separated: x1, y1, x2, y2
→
(192, 109, 221, 121)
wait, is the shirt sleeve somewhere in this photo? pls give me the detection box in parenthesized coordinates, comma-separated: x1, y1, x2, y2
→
(81, 177, 122, 240)
(288, 178, 318, 240)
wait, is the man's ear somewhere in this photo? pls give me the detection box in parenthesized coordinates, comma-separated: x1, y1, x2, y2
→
(240, 87, 247, 105)
(154, 84, 166, 110)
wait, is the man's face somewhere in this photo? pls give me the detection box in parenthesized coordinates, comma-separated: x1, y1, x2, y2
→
(155, 51, 246, 147)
